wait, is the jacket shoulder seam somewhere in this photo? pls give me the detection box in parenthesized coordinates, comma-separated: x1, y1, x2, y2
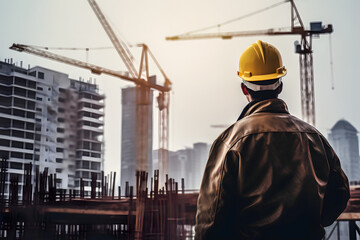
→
(229, 130, 320, 149)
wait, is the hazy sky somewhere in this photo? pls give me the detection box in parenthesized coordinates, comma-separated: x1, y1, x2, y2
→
(1, 0, 360, 176)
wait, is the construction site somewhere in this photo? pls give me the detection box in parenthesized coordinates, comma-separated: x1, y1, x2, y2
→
(1, 0, 360, 239)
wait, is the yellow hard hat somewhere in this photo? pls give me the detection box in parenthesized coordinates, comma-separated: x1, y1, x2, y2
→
(237, 40, 287, 82)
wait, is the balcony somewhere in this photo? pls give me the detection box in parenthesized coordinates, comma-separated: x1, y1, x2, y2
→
(77, 107, 103, 116)
(77, 116, 103, 125)
(78, 125, 103, 133)
(78, 97, 104, 107)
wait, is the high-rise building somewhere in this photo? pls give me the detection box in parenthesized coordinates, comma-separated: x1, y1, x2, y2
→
(120, 87, 153, 191)
(328, 119, 360, 184)
(0, 59, 104, 197)
(153, 142, 210, 190)
(326, 120, 360, 240)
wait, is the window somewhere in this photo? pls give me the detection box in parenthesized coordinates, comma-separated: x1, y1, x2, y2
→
(37, 87, 43, 91)
(11, 141, 23, 148)
(12, 130, 24, 138)
(25, 143, 33, 150)
(26, 112, 35, 119)
(56, 168, 62, 173)
(0, 129, 10, 136)
(14, 98, 26, 108)
(38, 72, 44, 79)
(0, 139, 10, 147)
(91, 162, 100, 170)
(25, 132, 34, 139)
(35, 134, 41, 141)
(57, 128, 64, 133)
(27, 80, 36, 89)
(82, 172, 89, 178)
(25, 122, 34, 130)
(27, 91, 36, 99)
(9, 173, 22, 182)
(0, 108, 11, 115)
(10, 162, 22, 170)
(0, 117, 11, 128)
(13, 109, 25, 117)
(36, 108, 42, 112)
(91, 153, 101, 158)
(12, 120, 25, 129)
(10, 151, 22, 159)
(14, 77, 26, 87)
(27, 101, 35, 110)
(56, 158, 63, 163)
(36, 97, 42, 101)
(56, 148, 63, 153)
(83, 161, 89, 169)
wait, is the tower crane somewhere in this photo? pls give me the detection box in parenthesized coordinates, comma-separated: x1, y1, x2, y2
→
(166, 0, 332, 126)
(11, 0, 171, 186)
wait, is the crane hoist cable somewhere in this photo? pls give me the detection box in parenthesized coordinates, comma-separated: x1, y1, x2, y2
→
(26, 45, 113, 51)
(179, 0, 288, 36)
(329, 34, 335, 90)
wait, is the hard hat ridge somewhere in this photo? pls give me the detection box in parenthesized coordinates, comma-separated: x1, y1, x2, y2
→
(254, 40, 266, 64)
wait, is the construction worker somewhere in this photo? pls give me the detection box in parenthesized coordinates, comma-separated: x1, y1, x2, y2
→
(195, 40, 349, 240)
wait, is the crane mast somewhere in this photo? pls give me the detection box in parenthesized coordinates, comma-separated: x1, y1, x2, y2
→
(166, 0, 332, 126)
(86, 0, 171, 183)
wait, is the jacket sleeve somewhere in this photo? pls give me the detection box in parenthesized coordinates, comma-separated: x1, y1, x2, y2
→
(321, 137, 350, 227)
(195, 139, 239, 240)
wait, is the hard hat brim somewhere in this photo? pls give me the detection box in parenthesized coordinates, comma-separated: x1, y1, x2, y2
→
(238, 70, 287, 82)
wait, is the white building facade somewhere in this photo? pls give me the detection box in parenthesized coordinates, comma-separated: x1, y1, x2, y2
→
(0, 59, 104, 197)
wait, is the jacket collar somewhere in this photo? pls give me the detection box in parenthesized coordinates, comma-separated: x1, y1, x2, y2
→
(237, 98, 289, 121)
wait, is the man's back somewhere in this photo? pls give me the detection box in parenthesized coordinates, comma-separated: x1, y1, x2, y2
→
(195, 98, 349, 240)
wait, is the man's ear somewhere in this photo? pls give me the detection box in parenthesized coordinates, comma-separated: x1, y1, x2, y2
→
(277, 82, 283, 94)
(241, 82, 249, 96)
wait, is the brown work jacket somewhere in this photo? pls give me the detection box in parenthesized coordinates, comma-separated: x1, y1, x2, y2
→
(195, 98, 349, 240)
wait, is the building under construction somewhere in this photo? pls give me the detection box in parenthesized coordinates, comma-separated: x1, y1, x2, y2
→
(0, 60, 105, 198)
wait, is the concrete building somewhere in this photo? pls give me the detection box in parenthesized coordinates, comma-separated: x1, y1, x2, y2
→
(328, 119, 360, 184)
(0, 59, 104, 197)
(120, 87, 153, 191)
